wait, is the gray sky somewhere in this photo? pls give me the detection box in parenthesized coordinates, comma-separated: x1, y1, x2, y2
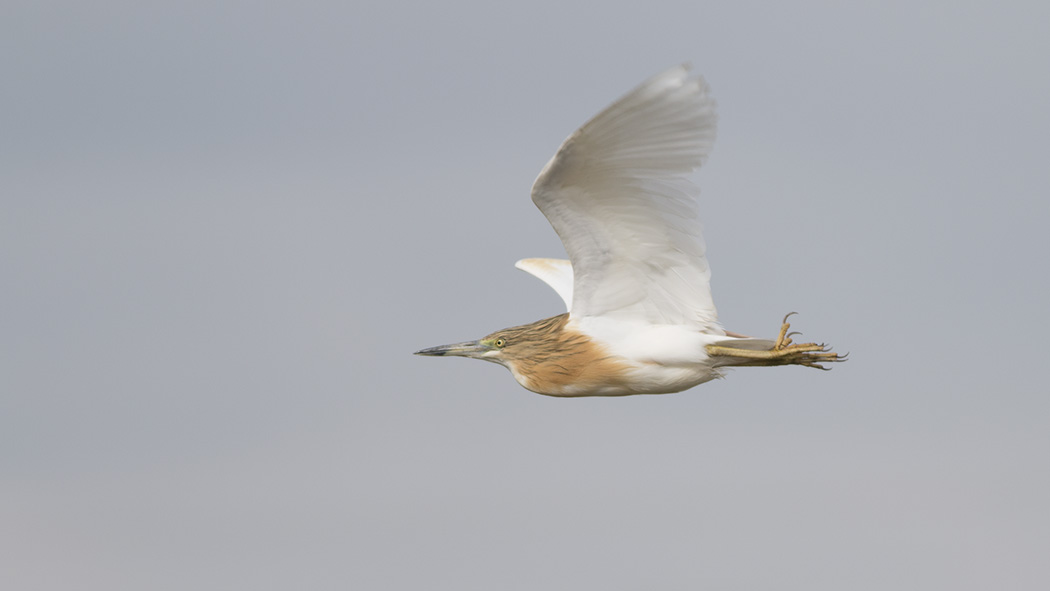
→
(3, 1, 1049, 589)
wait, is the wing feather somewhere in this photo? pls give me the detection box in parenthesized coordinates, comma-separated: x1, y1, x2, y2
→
(515, 258, 573, 310)
(530, 64, 720, 329)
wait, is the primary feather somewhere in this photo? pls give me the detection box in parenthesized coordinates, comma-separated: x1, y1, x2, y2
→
(531, 64, 719, 330)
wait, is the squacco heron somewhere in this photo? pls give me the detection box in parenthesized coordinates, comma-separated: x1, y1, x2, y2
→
(416, 64, 845, 397)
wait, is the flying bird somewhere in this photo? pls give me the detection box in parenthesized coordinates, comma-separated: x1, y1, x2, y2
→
(416, 65, 844, 396)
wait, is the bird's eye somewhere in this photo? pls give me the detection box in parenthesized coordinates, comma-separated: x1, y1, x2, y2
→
(494, 338, 505, 348)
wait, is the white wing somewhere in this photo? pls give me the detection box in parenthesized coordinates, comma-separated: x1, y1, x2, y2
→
(531, 64, 719, 329)
(515, 258, 574, 310)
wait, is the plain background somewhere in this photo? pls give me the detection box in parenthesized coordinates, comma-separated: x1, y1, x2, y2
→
(3, 1, 1048, 589)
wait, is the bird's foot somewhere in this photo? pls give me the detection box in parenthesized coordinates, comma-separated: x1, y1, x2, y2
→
(706, 312, 847, 370)
(768, 312, 846, 369)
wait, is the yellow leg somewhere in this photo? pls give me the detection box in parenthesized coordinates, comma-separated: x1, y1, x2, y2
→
(706, 313, 847, 370)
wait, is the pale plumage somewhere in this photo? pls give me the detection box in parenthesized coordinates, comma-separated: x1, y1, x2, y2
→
(531, 65, 718, 330)
(416, 64, 844, 396)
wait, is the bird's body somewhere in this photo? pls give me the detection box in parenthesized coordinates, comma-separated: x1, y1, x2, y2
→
(416, 65, 844, 396)
(478, 313, 726, 397)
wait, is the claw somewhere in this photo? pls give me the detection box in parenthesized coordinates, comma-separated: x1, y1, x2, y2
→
(782, 311, 798, 325)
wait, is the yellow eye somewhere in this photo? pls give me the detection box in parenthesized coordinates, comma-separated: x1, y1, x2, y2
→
(494, 338, 505, 348)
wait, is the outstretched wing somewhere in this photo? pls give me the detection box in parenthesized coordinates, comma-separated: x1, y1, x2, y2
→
(515, 258, 574, 311)
(530, 64, 719, 329)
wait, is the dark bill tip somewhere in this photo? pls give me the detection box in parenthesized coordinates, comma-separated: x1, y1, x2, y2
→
(414, 345, 448, 356)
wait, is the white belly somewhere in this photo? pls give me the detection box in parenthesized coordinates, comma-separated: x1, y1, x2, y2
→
(550, 316, 727, 396)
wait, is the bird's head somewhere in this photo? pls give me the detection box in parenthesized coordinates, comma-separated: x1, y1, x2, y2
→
(414, 314, 570, 372)
(414, 328, 532, 369)
(415, 313, 634, 396)
(413, 335, 510, 365)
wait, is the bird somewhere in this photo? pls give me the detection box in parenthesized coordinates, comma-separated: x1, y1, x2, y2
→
(415, 64, 845, 397)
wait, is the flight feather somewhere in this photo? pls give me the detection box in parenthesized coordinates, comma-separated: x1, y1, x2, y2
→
(530, 64, 719, 329)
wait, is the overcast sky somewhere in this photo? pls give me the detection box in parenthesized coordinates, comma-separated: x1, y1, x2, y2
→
(3, 1, 1049, 589)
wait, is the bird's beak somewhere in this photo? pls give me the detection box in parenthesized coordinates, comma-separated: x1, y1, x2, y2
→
(414, 340, 490, 359)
